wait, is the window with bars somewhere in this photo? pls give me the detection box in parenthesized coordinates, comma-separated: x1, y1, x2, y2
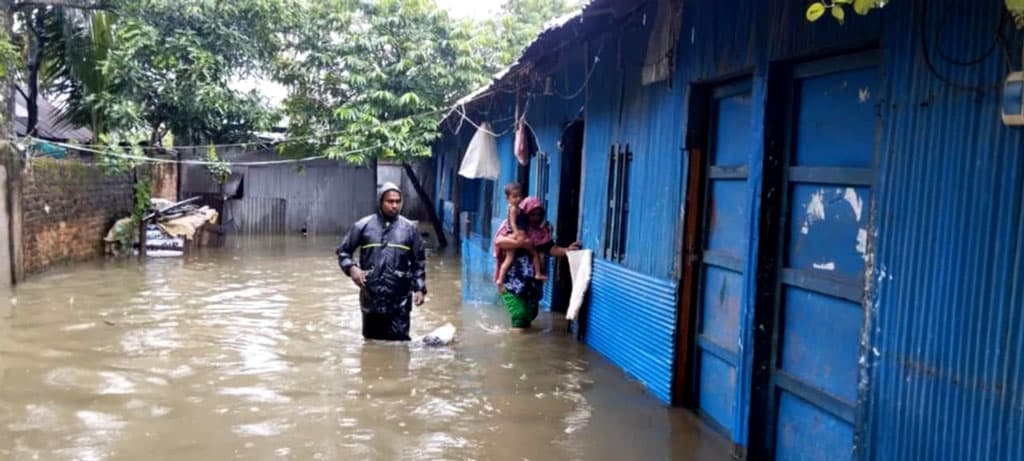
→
(535, 152, 551, 212)
(603, 144, 632, 263)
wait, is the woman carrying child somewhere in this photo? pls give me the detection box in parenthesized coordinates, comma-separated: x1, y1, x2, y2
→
(493, 190, 581, 332)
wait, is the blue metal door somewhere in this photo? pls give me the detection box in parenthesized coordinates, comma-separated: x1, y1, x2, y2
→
(693, 81, 753, 436)
(765, 53, 879, 460)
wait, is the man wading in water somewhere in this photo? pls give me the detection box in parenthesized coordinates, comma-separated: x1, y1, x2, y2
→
(337, 183, 427, 341)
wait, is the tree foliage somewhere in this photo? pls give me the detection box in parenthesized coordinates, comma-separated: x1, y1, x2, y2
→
(806, 0, 887, 24)
(275, 0, 488, 164)
(12, 0, 584, 166)
(14, 0, 290, 145)
(100, 0, 288, 145)
(474, 0, 582, 73)
(40, 9, 129, 136)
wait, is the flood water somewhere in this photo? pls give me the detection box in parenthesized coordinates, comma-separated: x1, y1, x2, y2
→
(0, 237, 729, 460)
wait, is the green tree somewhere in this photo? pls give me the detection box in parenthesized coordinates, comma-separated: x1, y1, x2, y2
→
(9, 1, 112, 137)
(275, 0, 489, 246)
(98, 0, 289, 145)
(277, 0, 485, 161)
(474, 0, 582, 73)
(15, 0, 290, 145)
(40, 8, 127, 136)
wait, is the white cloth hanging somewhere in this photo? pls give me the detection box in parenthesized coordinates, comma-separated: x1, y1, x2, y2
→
(565, 249, 593, 321)
(458, 122, 501, 180)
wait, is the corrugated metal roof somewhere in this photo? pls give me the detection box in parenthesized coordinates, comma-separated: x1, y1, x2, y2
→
(13, 86, 92, 143)
(447, 0, 622, 114)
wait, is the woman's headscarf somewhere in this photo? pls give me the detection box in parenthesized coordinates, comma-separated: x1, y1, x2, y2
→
(518, 197, 552, 246)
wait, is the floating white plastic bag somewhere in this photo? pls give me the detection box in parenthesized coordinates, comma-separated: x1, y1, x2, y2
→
(423, 323, 456, 346)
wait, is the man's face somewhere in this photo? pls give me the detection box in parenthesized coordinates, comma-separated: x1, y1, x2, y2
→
(381, 191, 402, 218)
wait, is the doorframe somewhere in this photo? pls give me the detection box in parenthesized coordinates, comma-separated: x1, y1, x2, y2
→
(747, 48, 883, 460)
(552, 119, 585, 313)
(672, 75, 754, 415)
(673, 83, 711, 408)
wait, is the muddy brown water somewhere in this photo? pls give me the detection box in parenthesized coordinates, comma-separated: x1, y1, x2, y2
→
(0, 237, 729, 460)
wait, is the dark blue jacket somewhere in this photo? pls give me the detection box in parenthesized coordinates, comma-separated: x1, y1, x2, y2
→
(337, 211, 426, 314)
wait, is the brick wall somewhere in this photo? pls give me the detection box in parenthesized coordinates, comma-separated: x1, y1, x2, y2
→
(21, 158, 133, 275)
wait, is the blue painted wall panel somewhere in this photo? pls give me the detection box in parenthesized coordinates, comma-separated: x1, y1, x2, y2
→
(781, 287, 862, 403)
(701, 265, 743, 351)
(699, 351, 738, 435)
(713, 92, 755, 166)
(707, 179, 750, 260)
(586, 258, 677, 403)
(776, 392, 854, 461)
(793, 69, 878, 168)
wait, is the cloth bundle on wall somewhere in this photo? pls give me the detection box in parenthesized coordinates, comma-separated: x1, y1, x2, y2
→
(458, 122, 501, 180)
(642, 0, 682, 85)
(514, 119, 538, 166)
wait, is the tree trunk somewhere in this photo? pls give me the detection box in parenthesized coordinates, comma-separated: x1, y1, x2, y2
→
(25, 8, 45, 136)
(402, 161, 447, 249)
(2, 0, 22, 285)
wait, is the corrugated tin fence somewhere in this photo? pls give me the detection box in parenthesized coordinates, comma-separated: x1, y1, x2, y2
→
(180, 147, 376, 236)
(227, 197, 286, 235)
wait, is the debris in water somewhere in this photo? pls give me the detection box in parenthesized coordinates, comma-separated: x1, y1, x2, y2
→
(103, 319, 116, 326)
(422, 323, 456, 346)
(501, 363, 514, 369)
(520, 374, 528, 381)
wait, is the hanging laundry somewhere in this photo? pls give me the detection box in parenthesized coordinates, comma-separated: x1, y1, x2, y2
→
(513, 120, 538, 166)
(458, 122, 501, 180)
(565, 249, 593, 321)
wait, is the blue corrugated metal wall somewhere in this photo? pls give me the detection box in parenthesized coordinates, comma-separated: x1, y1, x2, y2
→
(587, 258, 677, 403)
(579, 14, 687, 279)
(572, 3, 688, 414)
(442, 0, 1024, 457)
(461, 235, 498, 305)
(866, 1, 1024, 459)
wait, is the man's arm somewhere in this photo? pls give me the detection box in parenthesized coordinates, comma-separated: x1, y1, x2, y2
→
(337, 219, 368, 286)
